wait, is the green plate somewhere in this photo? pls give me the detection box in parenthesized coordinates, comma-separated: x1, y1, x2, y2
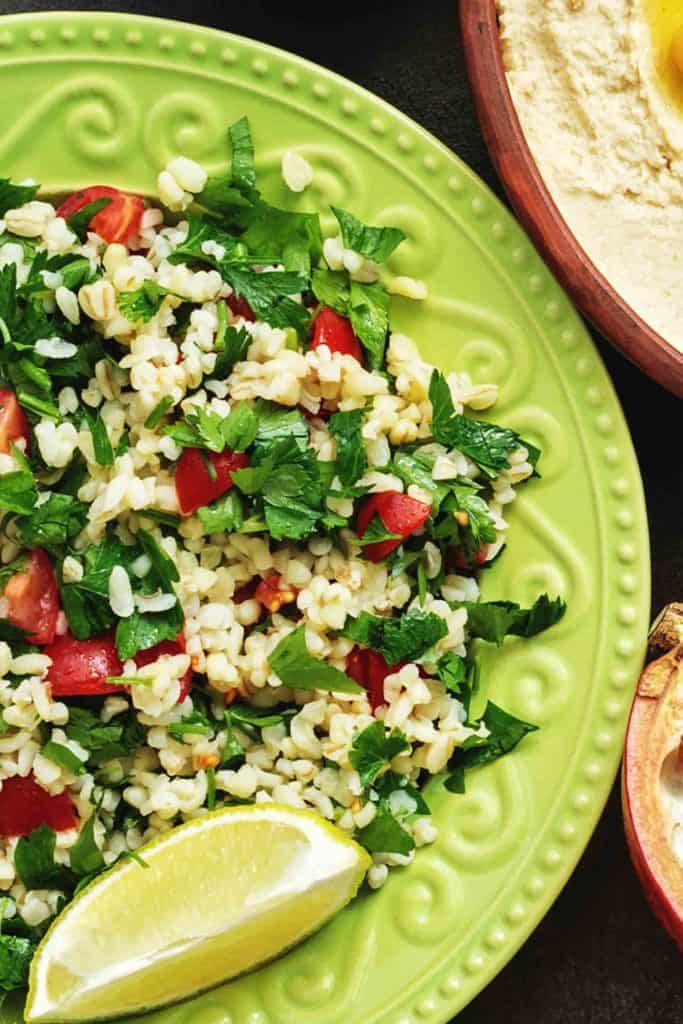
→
(0, 12, 649, 1024)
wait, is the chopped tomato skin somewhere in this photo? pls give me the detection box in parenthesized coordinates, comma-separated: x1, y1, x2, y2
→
(5, 549, 60, 645)
(45, 632, 123, 697)
(310, 307, 363, 363)
(135, 635, 193, 703)
(226, 295, 256, 321)
(452, 544, 490, 571)
(0, 775, 77, 837)
(346, 647, 403, 711)
(253, 574, 297, 613)
(55, 186, 144, 247)
(46, 632, 193, 703)
(233, 578, 259, 605)
(0, 389, 30, 455)
(356, 491, 431, 563)
(175, 447, 250, 516)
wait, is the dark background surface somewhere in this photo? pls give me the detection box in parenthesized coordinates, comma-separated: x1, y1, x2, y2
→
(2, 0, 682, 1019)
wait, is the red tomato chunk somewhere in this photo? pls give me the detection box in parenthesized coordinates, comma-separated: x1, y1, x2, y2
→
(5, 549, 60, 645)
(56, 186, 144, 247)
(45, 632, 123, 697)
(0, 774, 77, 837)
(310, 307, 363, 363)
(356, 491, 431, 563)
(175, 447, 249, 516)
(346, 647, 403, 711)
(0, 389, 30, 455)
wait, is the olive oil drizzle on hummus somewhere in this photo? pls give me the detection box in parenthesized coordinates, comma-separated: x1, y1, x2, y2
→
(644, 0, 683, 114)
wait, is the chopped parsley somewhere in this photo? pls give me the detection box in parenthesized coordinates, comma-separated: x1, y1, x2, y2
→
(341, 609, 448, 664)
(269, 625, 362, 694)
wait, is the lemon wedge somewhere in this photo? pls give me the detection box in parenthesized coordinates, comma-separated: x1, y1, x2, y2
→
(25, 804, 370, 1022)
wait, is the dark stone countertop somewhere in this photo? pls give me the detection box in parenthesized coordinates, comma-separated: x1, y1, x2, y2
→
(3, 0, 681, 1018)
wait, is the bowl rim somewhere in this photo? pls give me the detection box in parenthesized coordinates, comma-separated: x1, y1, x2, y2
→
(460, 0, 683, 398)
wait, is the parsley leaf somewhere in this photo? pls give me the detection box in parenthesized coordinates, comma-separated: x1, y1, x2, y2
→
(220, 711, 246, 768)
(0, 933, 35, 992)
(228, 115, 256, 194)
(15, 825, 71, 890)
(211, 324, 251, 378)
(349, 720, 410, 787)
(70, 814, 106, 877)
(167, 402, 257, 455)
(356, 514, 402, 548)
(15, 492, 87, 552)
(341, 609, 447, 664)
(455, 593, 567, 645)
(357, 803, 414, 856)
(197, 490, 244, 534)
(41, 740, 87, 776)
(435, 653, 478, 719)
(221, 267, 310, 335)
(82, 407, 114, 467)
(429, 370, 537, 477)
(348, 280, 390, 369)
(391, 449, 451, 511)
(114, 532, 182, 659)
(0, 178, 39, 217)
(253, 401, 308, 451)
(233, 437, 324, 541)
(219, 402, 258, 452)
(0, 443, 37, 515)
(269, 624, 362, 694)
(65, 706, 144, 766)
(228, 702, 296, 731)
(168, 708, 214, 739)
(329, 408, 367, 487)
(444, 702, 538, 794)
(144, 396, 174, 429)
(166, 407, 225, 452)
(331, 207, 405, 263)
(66, 197, 112, 241)
(118, 281, 184, 323)
(115, 605, 183, 660)
(60, 536, 131, 639)
(311, 268, 350, 314)
(241, 201, 322, 275)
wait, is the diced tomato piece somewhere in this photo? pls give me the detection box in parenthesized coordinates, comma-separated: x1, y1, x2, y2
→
(135, 634, 193, 703)
(0, 774, 77, 837)
(226, 295, 256, 321)
(5, 549, 59, 645)
(0, 389, 30, 455)
(46, 632, 123, 697)
(346, 647, 403, 711)
(356, 491, 431, 563)
(233, 578, 259, 605)
(310, 307, 363, 363)
(253, 574, 297, 614)
(175, 447, 250, 516)
(452, 544, 490, 571)
(55, 186, 144, 246)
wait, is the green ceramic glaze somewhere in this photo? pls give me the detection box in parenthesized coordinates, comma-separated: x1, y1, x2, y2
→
(0, 13, 649, 1024)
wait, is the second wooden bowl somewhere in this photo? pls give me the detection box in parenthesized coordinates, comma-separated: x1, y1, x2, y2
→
(460, 0, 683, 397)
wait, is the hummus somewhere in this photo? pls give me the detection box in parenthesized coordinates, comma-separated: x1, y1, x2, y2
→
(498, 0, 683, 351)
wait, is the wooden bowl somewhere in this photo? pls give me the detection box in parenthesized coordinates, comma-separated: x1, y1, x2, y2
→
(460, 1, 683, 398)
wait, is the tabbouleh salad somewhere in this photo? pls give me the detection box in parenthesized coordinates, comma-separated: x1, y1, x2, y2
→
(0, 117, 565, 995)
